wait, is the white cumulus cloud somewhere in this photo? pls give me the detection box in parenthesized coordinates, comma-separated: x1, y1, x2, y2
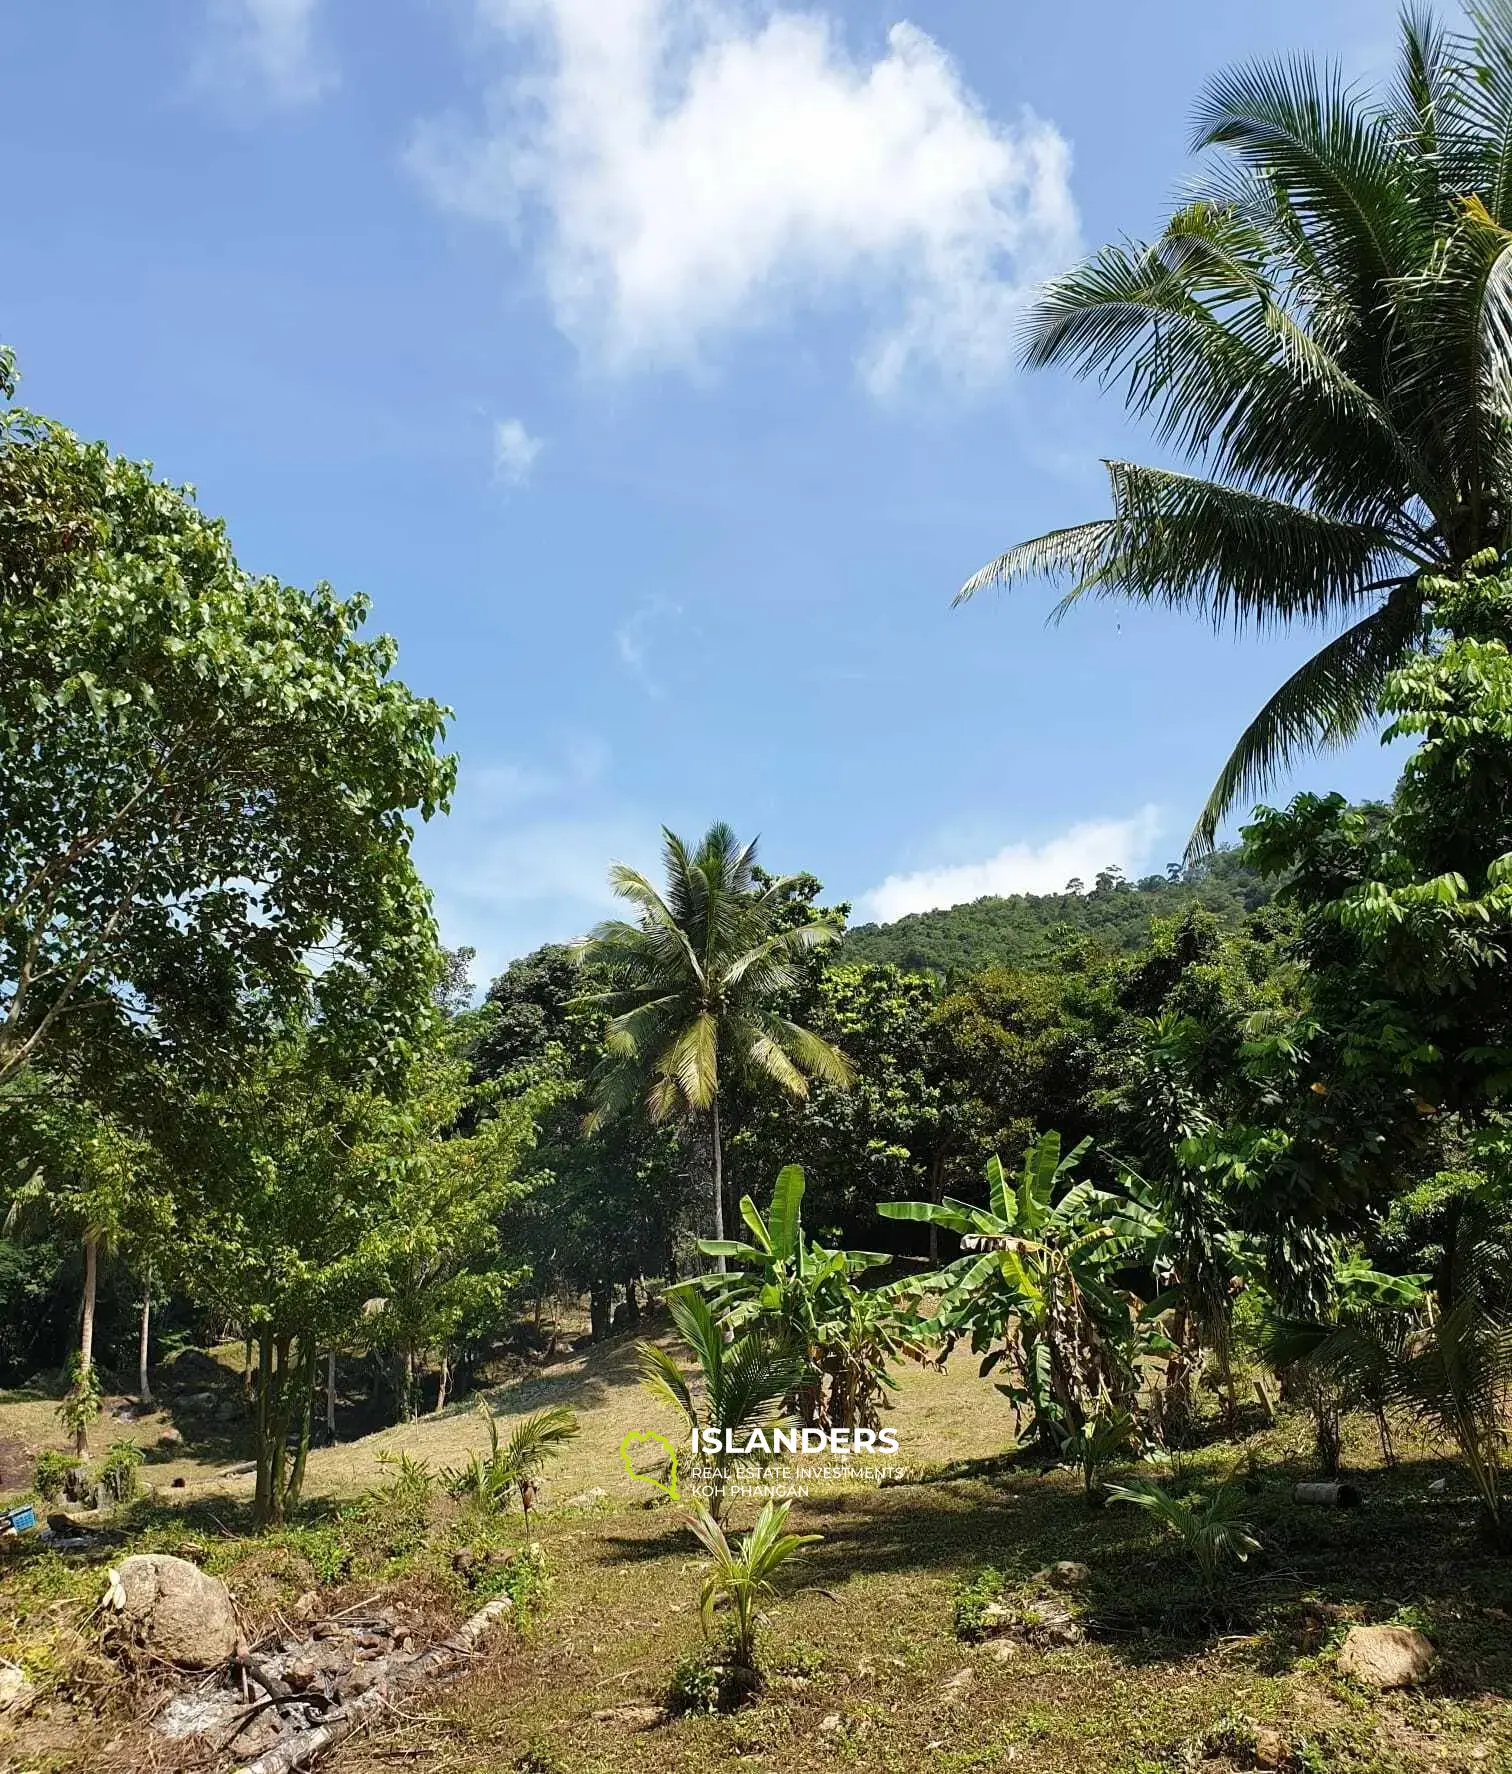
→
(858, 808, 1162, 923)
(410, 0, 1079, 393)
(195, 0, 333, 106)
(493, 417, 544, 484)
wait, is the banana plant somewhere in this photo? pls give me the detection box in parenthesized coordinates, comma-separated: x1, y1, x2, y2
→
(880, 1133, 1163, 1445)
(695, 1165, 897, 1426)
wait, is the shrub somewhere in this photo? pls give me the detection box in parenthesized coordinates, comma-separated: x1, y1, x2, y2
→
(32, 1450, 73, 1502)
(668, 1650, 724, 1715)
(99, 1441, 145, 1506)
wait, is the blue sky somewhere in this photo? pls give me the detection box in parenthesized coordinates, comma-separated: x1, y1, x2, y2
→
(5, 0, 1403, 982)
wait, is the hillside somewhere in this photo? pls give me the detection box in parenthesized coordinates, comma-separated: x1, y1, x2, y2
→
(843, 849, 1270, 974)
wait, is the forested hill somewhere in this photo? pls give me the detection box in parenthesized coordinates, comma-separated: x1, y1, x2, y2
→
(843, 850, 1271, 975)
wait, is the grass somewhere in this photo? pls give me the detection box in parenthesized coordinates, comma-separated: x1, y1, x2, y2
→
(2, 1327, 1511, 1772)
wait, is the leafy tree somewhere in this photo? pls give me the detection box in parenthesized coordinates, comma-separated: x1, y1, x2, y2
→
(0, 363, 452, 1096)
(361, 1018, 554, 1418)
(1243, 563, 1512, 1221)
(579, 824, 851, 1254)
(959, 8, 1512, 849)
(175, 1037, 402, 1526)
(2, 1085, 171, 1453)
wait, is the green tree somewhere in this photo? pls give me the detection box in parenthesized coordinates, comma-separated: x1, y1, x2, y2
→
(0, 362, 452, 1095)
(579, 824, 851, 1256)
(1243, 562, 1512, 1218)
(959, 7, 1512, 849)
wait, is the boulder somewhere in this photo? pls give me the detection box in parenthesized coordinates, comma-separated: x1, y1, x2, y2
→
(1337, 1624, 1435, 1690)
(106, 1554, 238, 1670)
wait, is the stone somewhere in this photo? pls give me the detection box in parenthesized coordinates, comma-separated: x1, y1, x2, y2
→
(982, 1639, 1018, 1664)
(157, 1427, 183, 1448)
(0, 1664, 35, 1712)
(1337, 1624, 1435, 1690)
(942, 1667, 975, 1697)
(1033, 1561, 1091, 1590)
(818, 1712, 844, 1735)
(1252, 1727, 1290, 1769)
(107, 1554, 238, 1670)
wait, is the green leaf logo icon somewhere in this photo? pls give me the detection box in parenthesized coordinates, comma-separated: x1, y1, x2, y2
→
(620, 1429, 679, 1502)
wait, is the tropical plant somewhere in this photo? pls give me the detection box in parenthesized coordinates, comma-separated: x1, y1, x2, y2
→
(1058, 1405, 1138, 1506)
(99, 1439, 144, 1507)
(696, 1164, 898, 1425)
(1264, 1252, 1430, 1471)
(881, 1133, 1161, 1444)
(638, 1285, 807, 1521)
(1106, 1476, 1261, 1589)
(959, 7, 1512, 851)
(578, 824, 852, 1254)
(32, 1449, 72, 1502)
(0, 355, 453, 1094)
(56, 1352, 103, 1460)
(444, 1403, 579, 1531)
(686, 1498, 823, 1676)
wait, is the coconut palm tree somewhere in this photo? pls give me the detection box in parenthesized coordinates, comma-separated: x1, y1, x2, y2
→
(578, 823, 851, 1256)
(961, 4, 1512, 851)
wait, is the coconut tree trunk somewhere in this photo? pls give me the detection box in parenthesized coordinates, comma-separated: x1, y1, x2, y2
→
(709, 1098, 727, 1272)
(137, 1266, 154, 1406)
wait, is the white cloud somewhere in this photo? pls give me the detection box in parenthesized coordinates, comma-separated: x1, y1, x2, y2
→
(857, 808, 1162, 923)
(493, 417, 544, 485)
(410, 1, 1079, 393)
(614, 596, 681, 698)
(195, 0, 333, 106)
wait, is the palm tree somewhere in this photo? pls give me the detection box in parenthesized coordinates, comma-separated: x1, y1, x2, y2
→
(638, 1285, 808, 1522)
(578, 823, 851, 1256)
(961, 4, 1512, 851)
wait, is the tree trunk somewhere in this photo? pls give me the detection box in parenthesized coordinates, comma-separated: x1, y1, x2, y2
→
(709, 1099, 727, 1272)
(284, 1343, 316, 1515)
(326, 1351, 337, 1440)
(434, 1354, 450, 1414)
(589, 1283, 611, 1342)
(927, 1148, 946, 1267)
(137, 1267, 154, 1406)
(75, 1233, 99, 1458)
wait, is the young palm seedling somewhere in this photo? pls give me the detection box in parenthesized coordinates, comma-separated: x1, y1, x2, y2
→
(1106, 1474, 1260, 1592)
(445, 1402, 579, 1534)
(684, 1499, 823, 1703)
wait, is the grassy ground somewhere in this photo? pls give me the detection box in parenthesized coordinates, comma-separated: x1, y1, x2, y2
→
(2, 1329, 1511, 1773)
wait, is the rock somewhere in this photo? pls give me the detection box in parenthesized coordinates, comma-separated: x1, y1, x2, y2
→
(942, 1667, 974, 1697)
(1253, 1727, 1291, 1769)
(818, 1712, 844, 1735)
(1033, 1560, 1091, 1590)
(214, 1400, 241, 1423)
(179, 1391, 217, 1411)
(982, 1638, 1018, 1664)
(157, 1427, 183, 1449)
(107, 1554, 238, 1670)
(1337, 1624, 1435, 1690)
(0, 1664, 35, 1713)
(564, 1487, 609, 1508)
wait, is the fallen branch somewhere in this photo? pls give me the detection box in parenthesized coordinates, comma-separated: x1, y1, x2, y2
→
(233, 1596, 512, 1774)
